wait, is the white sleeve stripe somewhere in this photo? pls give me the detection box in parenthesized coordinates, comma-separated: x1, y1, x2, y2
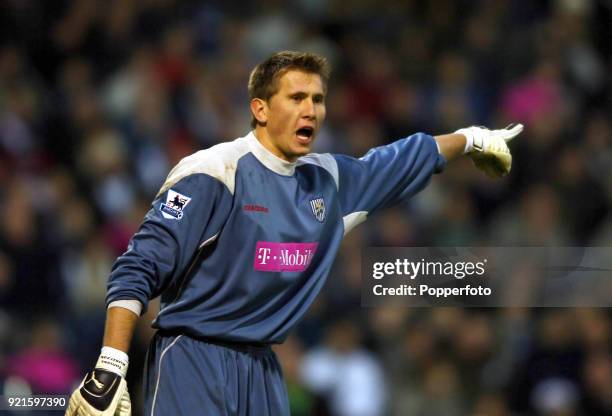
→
(343, 211, 368, 236)
(108, 300, 143, 316)
(158, 234, 219, 316)
(151, 335, 183, 416)
(199, 233, 219, 249)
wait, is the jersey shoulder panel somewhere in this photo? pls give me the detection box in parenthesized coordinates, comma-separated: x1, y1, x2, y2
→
(297, 153, 339, 189)
(158, 136, 250, 197)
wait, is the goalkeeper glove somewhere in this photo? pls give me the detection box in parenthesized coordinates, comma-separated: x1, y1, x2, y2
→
(456, 123, 524, 177)
(66, 347, 131, 416)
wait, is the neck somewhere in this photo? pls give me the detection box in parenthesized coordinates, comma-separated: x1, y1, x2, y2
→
(247, 131, 297, 176)
(253, 126, 296, 162)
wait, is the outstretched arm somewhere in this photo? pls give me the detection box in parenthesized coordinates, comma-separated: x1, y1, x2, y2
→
(436, 124, 524, 177)
(434, 133, 467, 162)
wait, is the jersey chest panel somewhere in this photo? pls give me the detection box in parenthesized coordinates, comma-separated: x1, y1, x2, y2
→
(228, 155, 339, 245)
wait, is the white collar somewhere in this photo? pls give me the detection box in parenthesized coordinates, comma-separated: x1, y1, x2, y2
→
(246, 131, 297, 176)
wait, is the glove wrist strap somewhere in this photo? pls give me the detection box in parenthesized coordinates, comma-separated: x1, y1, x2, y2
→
(96, 346, 129, 378)
(472, 134, 484, 152)
(455, 127, 481, 154)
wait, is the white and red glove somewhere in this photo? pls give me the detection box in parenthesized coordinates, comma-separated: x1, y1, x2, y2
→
(456, 123, 524, 177)
(66, 347, 131, 416)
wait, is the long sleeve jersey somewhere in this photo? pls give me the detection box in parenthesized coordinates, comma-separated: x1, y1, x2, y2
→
(106, 131, 446, 343)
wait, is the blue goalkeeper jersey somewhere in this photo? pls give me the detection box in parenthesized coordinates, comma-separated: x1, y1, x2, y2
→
(106, 131, 445, 343)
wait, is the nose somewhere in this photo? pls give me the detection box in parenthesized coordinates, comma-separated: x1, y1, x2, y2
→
(302, 98, 316, 120)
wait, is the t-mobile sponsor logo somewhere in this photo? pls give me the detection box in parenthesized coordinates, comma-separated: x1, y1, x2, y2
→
(254, 242, 318, 272)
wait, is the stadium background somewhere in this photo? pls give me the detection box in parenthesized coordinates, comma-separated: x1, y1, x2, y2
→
(1, 0, 611, 415)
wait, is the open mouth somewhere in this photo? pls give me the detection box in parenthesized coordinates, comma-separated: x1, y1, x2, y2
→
(296, 127, 314, 143)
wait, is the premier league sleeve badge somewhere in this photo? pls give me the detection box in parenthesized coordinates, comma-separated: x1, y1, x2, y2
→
(160, 189, 192, 219)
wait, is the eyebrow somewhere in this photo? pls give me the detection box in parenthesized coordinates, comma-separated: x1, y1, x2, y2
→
(288, 91, 325, 99)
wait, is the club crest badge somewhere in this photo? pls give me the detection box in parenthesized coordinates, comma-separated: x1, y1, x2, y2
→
(309, 197, 326, 223)
(160, 189, 192, 219)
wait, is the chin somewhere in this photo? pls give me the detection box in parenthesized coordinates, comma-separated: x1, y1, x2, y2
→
(293, 145, 312, 158)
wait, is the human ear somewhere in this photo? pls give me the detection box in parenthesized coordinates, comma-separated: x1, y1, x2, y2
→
(250, 98, 267, 125)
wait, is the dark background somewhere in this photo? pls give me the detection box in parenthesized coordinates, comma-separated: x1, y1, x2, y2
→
(1, 1, 611, 415)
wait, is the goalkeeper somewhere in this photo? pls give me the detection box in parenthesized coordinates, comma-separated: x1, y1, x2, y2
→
(66, 50, 522, 416)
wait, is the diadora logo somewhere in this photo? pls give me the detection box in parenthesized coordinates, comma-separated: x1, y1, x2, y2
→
(254, 241, 318, 272)
(160, 189, 191, 219)
(244, 204, 269, 213)
(309, 197, 325, 222)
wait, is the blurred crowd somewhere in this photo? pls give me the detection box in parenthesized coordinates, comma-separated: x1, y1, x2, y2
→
(0, 0, 611, 415)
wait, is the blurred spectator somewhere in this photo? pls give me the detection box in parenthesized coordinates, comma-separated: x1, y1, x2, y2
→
(275, 336, 315, 416)
(0, 1, 610, 414)
(3, 319, 79, 394)
(490, 183, 570, 245)
(0, 178, 64, 317)
(582, 351, 612, 415)
(301, 319, 386, 416)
